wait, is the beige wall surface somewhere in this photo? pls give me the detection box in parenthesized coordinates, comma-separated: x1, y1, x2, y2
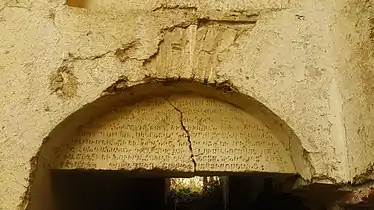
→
(331, 0, 374, 184)
(0, 0, 373, 209)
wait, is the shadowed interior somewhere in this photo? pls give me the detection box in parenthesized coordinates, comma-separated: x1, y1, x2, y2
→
(51, 170, 308, 210)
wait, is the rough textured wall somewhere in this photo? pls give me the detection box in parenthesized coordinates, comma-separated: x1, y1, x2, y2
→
(0, 0, 367, 208)
(330, 0, 374, 183)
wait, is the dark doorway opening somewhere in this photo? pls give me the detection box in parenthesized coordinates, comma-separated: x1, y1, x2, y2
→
(51, 170, 310, 210)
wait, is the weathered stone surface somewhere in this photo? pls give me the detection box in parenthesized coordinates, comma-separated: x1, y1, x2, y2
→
(0, 0, 374, 209)
(54, 95, 296, 173)
(333, 0, 374, 185)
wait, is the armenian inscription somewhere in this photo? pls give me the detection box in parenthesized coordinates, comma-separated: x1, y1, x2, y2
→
(54, 95, 295, 173)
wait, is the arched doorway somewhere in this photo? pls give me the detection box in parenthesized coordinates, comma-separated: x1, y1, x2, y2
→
(50, 171, 308, 210)
(26, 81, 311, 210)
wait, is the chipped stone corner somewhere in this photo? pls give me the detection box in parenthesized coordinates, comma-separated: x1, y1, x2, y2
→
(49, 65, 78, 99)
(103, 75, 130, 94)
(210, 79, 240, 93)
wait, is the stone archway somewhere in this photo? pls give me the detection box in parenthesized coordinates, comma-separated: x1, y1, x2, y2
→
(26, 80, 311, 210)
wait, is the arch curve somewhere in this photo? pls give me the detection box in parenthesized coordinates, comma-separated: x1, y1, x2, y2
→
(26, 80, 312, 210)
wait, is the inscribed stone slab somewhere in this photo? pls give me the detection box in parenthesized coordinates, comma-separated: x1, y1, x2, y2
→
(54, 95, 295, 173)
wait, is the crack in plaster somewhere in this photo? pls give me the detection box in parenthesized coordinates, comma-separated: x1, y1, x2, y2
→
(152, 4, 197, 12)
(59, 40, 143, 66)
(197, 18, 258, 26)
(64, 39, 157, 66)
(56, 12, 260, 80)
(167, 99, 197, 172)
(63, 51, 113, 62)
(0, 0, 32, 12)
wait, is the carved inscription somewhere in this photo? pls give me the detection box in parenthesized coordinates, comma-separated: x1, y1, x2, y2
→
(169, 96, 294, 173)
(55, 98, 193, 171)
(54, 95, 295, 173)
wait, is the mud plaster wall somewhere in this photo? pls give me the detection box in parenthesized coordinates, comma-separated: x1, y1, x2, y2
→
(0, 0, 369, 209)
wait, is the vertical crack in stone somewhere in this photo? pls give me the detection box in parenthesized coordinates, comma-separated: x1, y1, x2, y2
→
(167, 100, 197, 172)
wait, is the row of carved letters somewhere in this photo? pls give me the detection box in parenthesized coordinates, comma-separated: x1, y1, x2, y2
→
(63, 145, 277, 156)
(79, 123, 267, 133)
(60, 161, 272, 171)
(68, 138, 278, 148)
(61, 150, 282, 163)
